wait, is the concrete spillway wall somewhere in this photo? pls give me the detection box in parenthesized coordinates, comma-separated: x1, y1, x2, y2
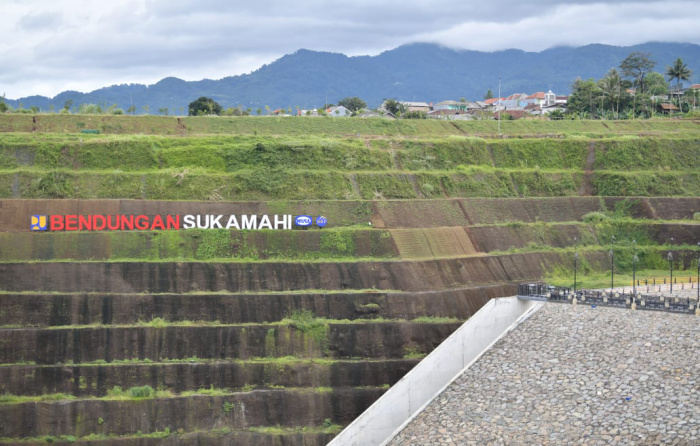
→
(328, 297, 543, 446)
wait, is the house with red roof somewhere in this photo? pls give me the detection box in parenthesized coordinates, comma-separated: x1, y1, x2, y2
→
(525, 92, 546, 106)
(483, 97, 505, 111)
(502, 93, 529, 109)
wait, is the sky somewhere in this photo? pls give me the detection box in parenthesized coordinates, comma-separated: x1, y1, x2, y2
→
(3, 0, 700, 99)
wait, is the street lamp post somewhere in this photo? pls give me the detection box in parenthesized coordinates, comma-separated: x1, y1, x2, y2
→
(632, 239, 637, 296)
(669, 237, 674, 294)
(610, 235, 615, 295)
(574, 237, 578, 294)
(498, 77, 502, 137)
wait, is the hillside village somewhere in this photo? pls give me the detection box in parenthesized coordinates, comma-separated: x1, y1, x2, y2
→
(278, 91, 567, 119)
(284, 83, 699, 120)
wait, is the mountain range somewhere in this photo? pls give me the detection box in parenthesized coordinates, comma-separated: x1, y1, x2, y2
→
(6, 42, 700, 114)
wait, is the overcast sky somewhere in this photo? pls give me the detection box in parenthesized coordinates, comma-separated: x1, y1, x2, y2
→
(3, 0, 700, 99)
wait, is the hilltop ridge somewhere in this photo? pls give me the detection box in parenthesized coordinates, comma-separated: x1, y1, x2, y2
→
(5, 42, 700, 113)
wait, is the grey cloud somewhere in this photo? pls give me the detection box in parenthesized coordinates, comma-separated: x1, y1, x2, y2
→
(4, 0, 700, 99)
(18, 11, 62, 30)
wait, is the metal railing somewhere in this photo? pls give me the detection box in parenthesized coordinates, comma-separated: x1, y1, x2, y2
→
(517, 283, 699, 315)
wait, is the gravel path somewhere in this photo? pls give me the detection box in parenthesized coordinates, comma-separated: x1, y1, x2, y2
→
(388, 303, 700, 445)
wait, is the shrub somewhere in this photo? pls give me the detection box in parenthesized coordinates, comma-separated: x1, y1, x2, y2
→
(129, 385, 154, 398)
(582, 212, 609, 223)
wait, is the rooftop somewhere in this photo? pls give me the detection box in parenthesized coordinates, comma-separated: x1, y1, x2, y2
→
(527, 92, 546, 99)
(400, 101, 431, 107)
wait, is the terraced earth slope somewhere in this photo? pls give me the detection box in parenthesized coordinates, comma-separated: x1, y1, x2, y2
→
(0, 115, 699, 445)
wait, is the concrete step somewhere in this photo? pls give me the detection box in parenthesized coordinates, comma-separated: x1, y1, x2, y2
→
(0, 359, 419, 398)
(0, 387, 385, 439)
(0, 285, 511, 326)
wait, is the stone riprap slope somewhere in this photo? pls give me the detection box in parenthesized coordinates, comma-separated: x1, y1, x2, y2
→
(389, 303, 700, 446)
(0, 115, 699, 445)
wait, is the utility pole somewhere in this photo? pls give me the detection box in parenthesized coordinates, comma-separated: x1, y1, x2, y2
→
(498, 77, 501, 137)
(669, 237, 674, 294)
(573, 237, 578, 294)
(610, 235, 615, 294)
(632, 239, 638, 296)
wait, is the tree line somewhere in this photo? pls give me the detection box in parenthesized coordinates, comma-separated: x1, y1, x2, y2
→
(567, 53, 697, 119)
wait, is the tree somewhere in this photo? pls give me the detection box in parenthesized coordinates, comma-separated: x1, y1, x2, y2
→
(684, 88, 699, 112)
(620, 52, 656, 94)
(158, 107, 169, 116)
(79, 103, 102, 114)
(566, 78, 601, 117)
(598, 69, 625, 119)
(645, 72, 668, 96)
(63, 99, 73, 113)
(256, 108, 262, 115)
(337, 97, 366, 112)
(127, 105, 136, 115)
(403, 111, 427, 119)
(142, 105, 150, 115)
(665, 57, 692, 91)
(188, 97, 222, 116)
(484, 89, 494, 100)
(382, 99, 403, 115)
(0, 95, 7, 113)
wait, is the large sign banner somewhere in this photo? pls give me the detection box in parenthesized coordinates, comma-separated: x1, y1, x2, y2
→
(30, 214, 328, 231)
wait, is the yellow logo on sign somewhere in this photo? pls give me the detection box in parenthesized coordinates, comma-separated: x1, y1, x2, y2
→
(31, 215, 47, 231)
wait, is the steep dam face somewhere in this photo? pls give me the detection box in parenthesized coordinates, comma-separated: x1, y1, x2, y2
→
(1, 116, 699, 444)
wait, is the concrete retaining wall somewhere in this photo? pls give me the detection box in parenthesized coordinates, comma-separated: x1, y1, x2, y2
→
(328, 297, 543, 446)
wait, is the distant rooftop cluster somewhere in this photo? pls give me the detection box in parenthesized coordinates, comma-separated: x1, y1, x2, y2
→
(412, 91, 569, 120)
(288, 90, 570, 120)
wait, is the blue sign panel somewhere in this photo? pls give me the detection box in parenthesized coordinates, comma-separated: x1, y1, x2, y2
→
(315, 216, 328, 227)
(295, 215, 313, 227)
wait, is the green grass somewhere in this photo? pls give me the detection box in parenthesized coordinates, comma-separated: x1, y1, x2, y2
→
(0, 386, 385, 406)
(0, 315, 462, 331)
(0, 356, 407, 368)
(3, 168, 698, 200)
(0, 392, 75, 403)
(4, 114, 700, 136)
(545, 269, 697, 291)
(3, 133, 699, 173)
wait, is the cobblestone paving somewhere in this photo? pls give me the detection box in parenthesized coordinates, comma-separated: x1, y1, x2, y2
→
(388, 303, 700, 446)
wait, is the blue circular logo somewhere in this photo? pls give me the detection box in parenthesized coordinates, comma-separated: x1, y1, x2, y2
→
(316, 216, 328, 227)
(294, 215, 313, 227)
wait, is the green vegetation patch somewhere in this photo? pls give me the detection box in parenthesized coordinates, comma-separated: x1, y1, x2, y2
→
(394, 137, 491, 170)
(489, 138, 589, 170)
(446, 168, 516, 197)
(594, 137, 700, 171)
(356, 173, 417, 199)
(511, 170, 582, 197)
(593, 171, 700, 196)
